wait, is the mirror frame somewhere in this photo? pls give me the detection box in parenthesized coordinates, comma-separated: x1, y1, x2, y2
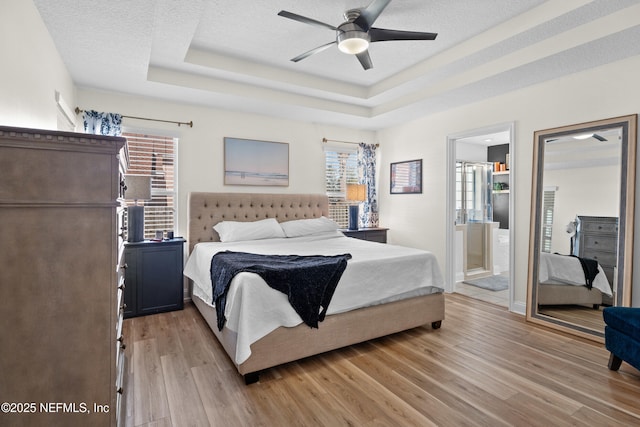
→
(526, 114, 637, 341)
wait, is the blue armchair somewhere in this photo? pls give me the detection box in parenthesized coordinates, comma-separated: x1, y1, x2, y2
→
(603, 307, 640, 372)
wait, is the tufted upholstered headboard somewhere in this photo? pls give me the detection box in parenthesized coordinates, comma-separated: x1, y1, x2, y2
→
(187, 192, 329, 253)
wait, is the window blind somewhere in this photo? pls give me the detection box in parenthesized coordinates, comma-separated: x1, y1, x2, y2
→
(123, 132, 177, 238)
(324, 146, 358, 228)
(541, 190, 556, 253)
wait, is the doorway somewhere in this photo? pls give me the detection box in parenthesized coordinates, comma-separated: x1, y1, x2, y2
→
(456, 161, 494, 278)
(446, 123, 515, 310)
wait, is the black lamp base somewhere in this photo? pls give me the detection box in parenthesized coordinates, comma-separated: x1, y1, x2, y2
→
(128, 205, 145, 242)
(348, 205, 360, 231)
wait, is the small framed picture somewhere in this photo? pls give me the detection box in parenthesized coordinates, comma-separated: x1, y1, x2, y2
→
(390, 159, 422, 194)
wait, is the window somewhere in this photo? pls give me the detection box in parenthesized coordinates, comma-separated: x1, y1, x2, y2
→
(123, 131, 177, 238)
(324, 146, 358, 228)
(541, 189, 556, 253)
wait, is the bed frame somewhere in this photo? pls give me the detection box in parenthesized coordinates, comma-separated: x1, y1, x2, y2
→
(187, 192, 445, 384)
(537, 283, 603, 308)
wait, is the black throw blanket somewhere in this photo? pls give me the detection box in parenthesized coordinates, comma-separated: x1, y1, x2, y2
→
(572, 255, 599, 289)
(210, 251, 352, 331)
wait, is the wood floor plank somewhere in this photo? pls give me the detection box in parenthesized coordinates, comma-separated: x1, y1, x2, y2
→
(160, 352, 209, 427)
(124, 295, 640, 427)
(191, 364, 248, 426)
(348, 345, 506, 427)
(133, 339, 171, 426)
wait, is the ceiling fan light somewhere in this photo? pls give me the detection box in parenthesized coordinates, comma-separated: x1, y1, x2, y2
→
(573, 133, 594, 140)
(337, 31, 370, 54)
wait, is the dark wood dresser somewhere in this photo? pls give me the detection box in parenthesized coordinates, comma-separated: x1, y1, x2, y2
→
(0, 126, 127, 426)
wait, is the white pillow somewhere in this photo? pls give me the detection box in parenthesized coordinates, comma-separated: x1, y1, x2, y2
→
(280, 216, 339, 238)
(213, 218, 285, 242)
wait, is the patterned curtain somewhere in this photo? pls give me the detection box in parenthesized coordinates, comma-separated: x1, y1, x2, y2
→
(82, 110, 122, 136)
(358, 143, 379, 228)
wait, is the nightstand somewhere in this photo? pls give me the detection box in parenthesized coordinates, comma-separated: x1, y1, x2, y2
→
(341, 227, 389, 243)
(123, 238, 185, 318)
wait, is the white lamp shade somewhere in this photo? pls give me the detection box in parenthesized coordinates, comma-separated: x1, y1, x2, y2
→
(125, 175, 151, 201)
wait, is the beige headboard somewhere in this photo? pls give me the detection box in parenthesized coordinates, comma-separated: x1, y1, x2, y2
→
(187, 192, 329, 253)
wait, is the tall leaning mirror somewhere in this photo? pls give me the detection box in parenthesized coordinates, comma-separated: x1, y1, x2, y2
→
(527, 114, 637, 341)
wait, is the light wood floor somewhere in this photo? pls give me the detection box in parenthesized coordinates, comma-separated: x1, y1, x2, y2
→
(538, 304, 606, 332)
(122, 294, 640, 427)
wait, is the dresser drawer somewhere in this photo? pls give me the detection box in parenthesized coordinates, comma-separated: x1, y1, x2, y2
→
(581, 220, 618, 234)
(582, 249, 617, 267)
(582, 234, 617, 252)
(115, 347, 126, 426)
(117, 280, 125, 317)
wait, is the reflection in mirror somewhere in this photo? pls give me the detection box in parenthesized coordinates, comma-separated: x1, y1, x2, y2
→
(527, 115, 637, 341)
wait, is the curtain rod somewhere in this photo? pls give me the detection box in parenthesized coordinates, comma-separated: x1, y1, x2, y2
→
(322, 138, 379, 147)
(75, 107, 193, 128)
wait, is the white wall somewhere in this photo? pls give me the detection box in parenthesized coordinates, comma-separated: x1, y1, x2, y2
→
(378, 54, 640, 307)
(77, 89, 375, 239)
(0, 0, 75, 129)
(546, 164, 619, 254)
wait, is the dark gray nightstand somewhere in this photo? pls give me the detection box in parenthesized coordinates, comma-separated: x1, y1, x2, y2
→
(123, 238, 185, 318)
(340, 228, 388, 243)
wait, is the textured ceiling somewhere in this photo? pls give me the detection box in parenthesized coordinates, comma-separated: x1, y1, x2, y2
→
(33, 0, 640, 130)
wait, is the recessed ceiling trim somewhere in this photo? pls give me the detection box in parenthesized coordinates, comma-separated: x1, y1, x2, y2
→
(368, 0, 593, 98)
(372, 7, 640, 117)
(184, 48, 370, 99)
(147, 66, 372, 118)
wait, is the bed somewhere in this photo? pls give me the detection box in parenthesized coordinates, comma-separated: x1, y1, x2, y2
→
(537, 252, 612, 307)
(184, 192, 445, 383)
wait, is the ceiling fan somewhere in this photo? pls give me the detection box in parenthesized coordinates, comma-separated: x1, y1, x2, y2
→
(277, 0, 438, 70)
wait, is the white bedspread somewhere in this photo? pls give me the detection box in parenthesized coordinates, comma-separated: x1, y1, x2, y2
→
(538, 252, 612, 296)
(183, 231, 444, 364)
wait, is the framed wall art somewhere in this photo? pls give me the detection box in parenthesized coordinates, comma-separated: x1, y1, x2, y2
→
(390, 159, 422, 194)
(224, 137, 289, 186)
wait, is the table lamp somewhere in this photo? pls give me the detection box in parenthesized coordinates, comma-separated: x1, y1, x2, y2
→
(346, 184, 367, 231)
(125, 175, 151, 242)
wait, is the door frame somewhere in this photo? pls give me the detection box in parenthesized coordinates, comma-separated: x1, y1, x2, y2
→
(445, 122, 516, 311)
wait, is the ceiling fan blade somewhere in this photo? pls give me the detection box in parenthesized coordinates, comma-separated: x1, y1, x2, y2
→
(593, 133, 608, 141)
(290, 41, 336, 62)
(354, 0, 391, 31)
(278, 10, 337, 31)
(369, 27, 438, 42)
(356, 50, 373, 70)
